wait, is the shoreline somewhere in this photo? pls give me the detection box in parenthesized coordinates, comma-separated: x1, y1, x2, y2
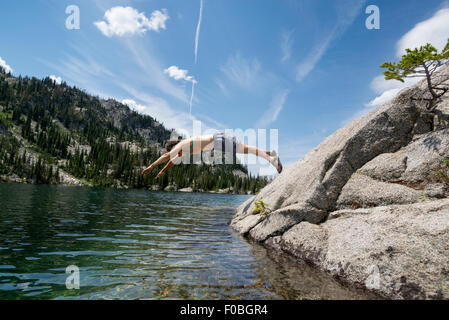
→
(0, 178, 257, 196)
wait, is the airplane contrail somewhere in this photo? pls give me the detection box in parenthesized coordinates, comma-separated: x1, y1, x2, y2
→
(194, 0, 203, 64)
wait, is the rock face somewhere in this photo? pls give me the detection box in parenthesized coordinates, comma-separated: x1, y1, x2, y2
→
(231, 65, 449, 299)
(267, 200, 449, 299)
(336, 128, 449, 209)
(336, 173, 425, 209)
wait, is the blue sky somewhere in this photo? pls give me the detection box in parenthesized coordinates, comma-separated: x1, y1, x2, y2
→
(1, 0, 449, 175)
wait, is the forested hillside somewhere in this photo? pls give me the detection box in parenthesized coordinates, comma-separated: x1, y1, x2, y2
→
(0, 67, 269, 194)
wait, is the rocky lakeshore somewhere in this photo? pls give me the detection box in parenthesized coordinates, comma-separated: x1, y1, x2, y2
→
(230, 65, 449, 299)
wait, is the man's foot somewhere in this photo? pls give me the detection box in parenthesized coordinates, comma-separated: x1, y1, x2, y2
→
(275, 157, 283, 174)
(269, 150, 283, 174)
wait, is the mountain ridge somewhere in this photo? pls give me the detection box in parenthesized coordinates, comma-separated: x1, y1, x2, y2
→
(0, 68, 269, 194)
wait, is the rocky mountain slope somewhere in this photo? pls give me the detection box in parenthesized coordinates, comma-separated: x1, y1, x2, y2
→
(231, 65, 449, 299)
(0, 69, 268, 194)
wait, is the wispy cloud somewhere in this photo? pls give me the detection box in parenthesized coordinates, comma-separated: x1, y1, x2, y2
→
(215, 78, 229, 96)
(221, 53, 261, 89)
(94, 6, 169, 37)
(121, 86, 220, 136)
(0, 57, 13, 74)
(280, 30, 294, 63)
(121, 87, 193, 133)
(255, 89, 289, 128)
(296, 0, 365, 82)
(194, 0, 204, 64)
(296, 32, 334, 82)
(219, 52, 286, 125)
(194, 112, 229, 130)
(121, 101, 194, 138)
(40, 48, 116, 98)
(124, 39, 188, 102)
(277, 129, 329, 170)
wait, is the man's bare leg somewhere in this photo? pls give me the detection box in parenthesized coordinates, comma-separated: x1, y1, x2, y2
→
(237, 143, 282, 173)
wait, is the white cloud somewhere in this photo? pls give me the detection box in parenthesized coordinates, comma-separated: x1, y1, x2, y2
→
(194, 0, 204, 64)
(164, 66, 197, 83)
(296, 0, 365, 82)
(255, 89, 289, 128)
(122, 99, 146, 113)
(0, 57, 13, 74)
(365, 75, 421, 107)
(365, 89, 401, 108)
(397, 8, 449, 56)
(94, 6, 169, 37)
(221, 53, 261, 88)
(371, 75, 405, 94)
(346, 76, 421, 125)
(164, 66, 198, 114)
(281, 30, 294, 63)
(49, 75, 62, 85)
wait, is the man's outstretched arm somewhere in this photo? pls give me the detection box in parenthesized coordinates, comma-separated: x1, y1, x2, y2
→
(155, 158, 176, 179)
(141, 153, 170, 175)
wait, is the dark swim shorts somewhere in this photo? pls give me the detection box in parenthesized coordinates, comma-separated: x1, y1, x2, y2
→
(213, 132, 239, 155)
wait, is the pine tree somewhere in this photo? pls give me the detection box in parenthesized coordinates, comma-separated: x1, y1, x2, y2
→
(380, 39, 449, 111)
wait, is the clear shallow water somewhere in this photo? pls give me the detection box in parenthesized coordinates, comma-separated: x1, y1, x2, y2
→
(0, 183, 375, 300)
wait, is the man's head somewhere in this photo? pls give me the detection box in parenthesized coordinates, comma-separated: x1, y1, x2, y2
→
(165, 136, 183, 152)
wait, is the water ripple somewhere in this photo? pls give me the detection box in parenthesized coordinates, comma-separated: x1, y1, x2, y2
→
(0, 183, 376, 300)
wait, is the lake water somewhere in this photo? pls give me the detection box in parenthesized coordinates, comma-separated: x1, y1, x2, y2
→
(0, 183, 375, 300)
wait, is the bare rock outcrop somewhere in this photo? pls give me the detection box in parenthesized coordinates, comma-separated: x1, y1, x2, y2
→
(231, 65, 449, 299)
(232, 84, 428, 241)
(266, 199, 449, 299)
